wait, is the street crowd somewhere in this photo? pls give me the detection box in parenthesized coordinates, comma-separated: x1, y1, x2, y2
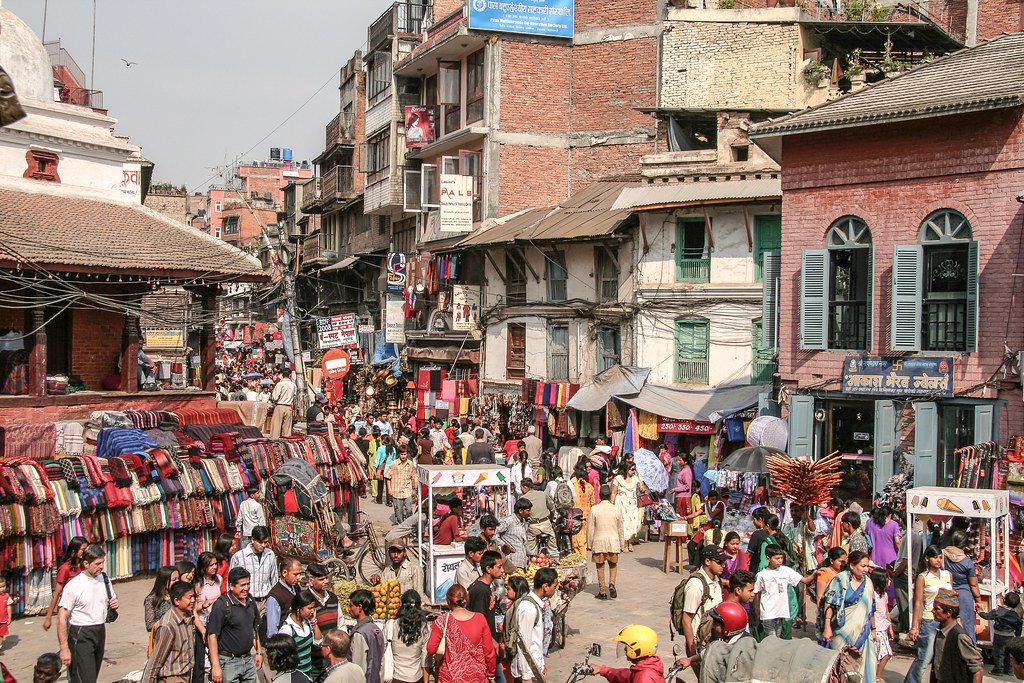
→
(11, 396, 1024, 683)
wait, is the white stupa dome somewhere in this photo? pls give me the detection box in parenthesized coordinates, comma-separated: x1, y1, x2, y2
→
(0, 4, 55, 103)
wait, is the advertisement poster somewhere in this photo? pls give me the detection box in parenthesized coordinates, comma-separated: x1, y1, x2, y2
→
(316, 314, 358, 349)
(404, 105, 436, 149)
(842, 356, 954, 397)
(451, 285, 481, 331)
(144, 329, 184, 348)
(385, 296, 406, 344)
(387, 253, 407, 293)
(468, 0, 574, 38)
(439, 174, 474, 232)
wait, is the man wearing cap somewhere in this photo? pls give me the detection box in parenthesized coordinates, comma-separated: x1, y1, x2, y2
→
(307, 393, 329, 423)
(932, 589, 984, 683)
(376, 541, 426, 603)
(681, 545, 726, 658)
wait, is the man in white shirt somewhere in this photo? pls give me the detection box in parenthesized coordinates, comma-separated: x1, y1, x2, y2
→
(681, 545, 726, 657)
(456, 536, 487, 589)
(372, 414, 394, 436)
(269, 374, 297, 439)
(521, 426, 543, 471)
(56, 544, 118, 683)
(513, 567, 559, 681)
(235, 485, 266, 548)
(229, 525, 279, 634)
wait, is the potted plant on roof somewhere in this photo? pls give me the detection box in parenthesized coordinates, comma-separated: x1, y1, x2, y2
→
(880, 39, 902, 76)
(804, 59, 832, 88)
(846, 48, 866, 90)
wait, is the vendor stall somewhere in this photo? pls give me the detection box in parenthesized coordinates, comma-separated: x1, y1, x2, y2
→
(416, 464, 512, 602)
(906, 486, 1011, 648)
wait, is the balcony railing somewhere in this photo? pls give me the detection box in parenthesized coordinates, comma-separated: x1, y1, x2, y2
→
(301, 178, 322, 213)
(829, 300, 869, 350)
(677, 258, 711, 283)
(322, 166, 356, 203)
(369, 1, 431, 52)
(676, 360, 709, 385)
(58, 86, 104, 110)
(326, 112, 357, 147)
(923, 299, 967, 351)
(752, 360, 777, 385)
(302, 233, 325, 263)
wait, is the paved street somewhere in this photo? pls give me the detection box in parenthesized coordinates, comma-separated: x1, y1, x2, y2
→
(0, 497, 1018, 682)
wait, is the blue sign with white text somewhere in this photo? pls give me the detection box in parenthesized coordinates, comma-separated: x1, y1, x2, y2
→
(468, 0, 574, 38)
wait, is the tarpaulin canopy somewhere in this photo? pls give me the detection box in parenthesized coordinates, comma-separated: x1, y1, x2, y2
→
(566, 365, 767, 422)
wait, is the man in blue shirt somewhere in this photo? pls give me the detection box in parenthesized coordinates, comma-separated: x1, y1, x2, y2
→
(373, 413, 393, 436)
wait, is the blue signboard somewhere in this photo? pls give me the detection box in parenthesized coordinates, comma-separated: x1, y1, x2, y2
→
(468, 0, 574, 38)
(842, 356, 954, 397)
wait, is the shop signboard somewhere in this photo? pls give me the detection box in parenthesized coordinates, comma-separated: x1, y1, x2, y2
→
(842, 356, 953, 397)
(386, 253, 407, 293)
(144, 329, 184, 348)
(906, 487, 1008, 518)
(316, 314, 358, 349)
(404, 105, 436, 148)
(451, 285, 481, 331)
(322, 348, 351, 380)
(418, 466, 509, 487)
(357, 324, 374, 334)
(385, 296, 406, 344)
(657, 418, 715, 434)
(438, 174, 474, 232)
(468, 0, 574, 38)
(242, 326, 253, 345)
(432, 548, 464, 602)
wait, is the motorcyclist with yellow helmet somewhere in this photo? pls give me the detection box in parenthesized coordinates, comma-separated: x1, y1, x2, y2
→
(583, 625, 665, 683)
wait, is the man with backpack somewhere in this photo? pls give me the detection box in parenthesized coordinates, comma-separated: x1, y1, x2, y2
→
(672, 545, 726, 661)
(545, 467, 577, 553)
(505, 568, 558, 682)
(521, 479, 557, 556)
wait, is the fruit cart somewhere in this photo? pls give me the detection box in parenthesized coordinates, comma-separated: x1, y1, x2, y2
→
(906, 486, 1010, 649)
(417, 464, 513, 602)
(509, 554, 590, 650)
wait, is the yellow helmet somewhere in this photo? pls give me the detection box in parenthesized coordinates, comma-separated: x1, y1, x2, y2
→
(613, 625, 658, 659)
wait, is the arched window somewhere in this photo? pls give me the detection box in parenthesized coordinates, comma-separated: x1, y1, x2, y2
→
(892, 210, 978, 352)
(800, 216, 873, 351)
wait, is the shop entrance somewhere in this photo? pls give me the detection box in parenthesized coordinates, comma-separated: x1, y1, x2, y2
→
(825, 400, 875, 503)
(938, 404, 975, 486)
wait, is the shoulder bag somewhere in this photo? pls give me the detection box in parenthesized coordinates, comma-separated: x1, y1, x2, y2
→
(381, 619, 396, 683)
(102, 572, 118, 623)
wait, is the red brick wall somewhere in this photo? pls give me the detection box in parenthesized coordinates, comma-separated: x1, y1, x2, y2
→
(71, 307, 123, 389)
(776, 108, 1024, 436)
(569, 38, 658, 132)
(433, 0, 464, 22)
(575, 0, 659, 29)
(498, 145, 571, 214)
(569, 142, 655, 193)
(0, 307, 23, 331)
(499, 42, 571, 133)
(978, 0, 1022, 38)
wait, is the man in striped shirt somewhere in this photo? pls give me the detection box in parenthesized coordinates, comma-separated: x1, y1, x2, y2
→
(229, 526, 278, 639)
(142, 581, 196, 683)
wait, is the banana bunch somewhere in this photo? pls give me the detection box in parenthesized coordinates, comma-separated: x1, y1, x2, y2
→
(371, 578, 401, 620)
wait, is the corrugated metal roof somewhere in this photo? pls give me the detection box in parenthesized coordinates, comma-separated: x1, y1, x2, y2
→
(458, 180, 640, 247)
(750, 32, 1024, 138)
(611, 178, 781, 210)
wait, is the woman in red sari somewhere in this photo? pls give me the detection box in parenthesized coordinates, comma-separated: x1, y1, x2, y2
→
(427, 584, 496, 683)
(720, 531, 750, 600)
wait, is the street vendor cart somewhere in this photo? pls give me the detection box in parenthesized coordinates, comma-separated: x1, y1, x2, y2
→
(906, 486, 1011, 648)
(264, 458, 341, 569)
(417, 464, 513, 602)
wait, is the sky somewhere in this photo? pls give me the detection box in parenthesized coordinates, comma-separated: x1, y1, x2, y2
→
(4, 0, 391, 191)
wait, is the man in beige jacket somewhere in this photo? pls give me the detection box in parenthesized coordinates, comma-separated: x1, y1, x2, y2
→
(587, 484, 624, 600)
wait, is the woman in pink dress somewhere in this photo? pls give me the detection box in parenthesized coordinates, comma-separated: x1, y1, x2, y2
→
(427, 585, 496, 683)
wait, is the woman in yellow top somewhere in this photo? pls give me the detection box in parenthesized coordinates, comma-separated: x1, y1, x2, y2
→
(570, 460, 595, 555)
(905, 545, 952, 683)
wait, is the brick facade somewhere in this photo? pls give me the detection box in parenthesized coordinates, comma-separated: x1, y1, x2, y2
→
(569, 39, 657, 132)
(498, 145, 571, 214)
(70, 307, 124, 389)
(143, 191, 190, 224)
(776, 107, 1024, 438)
(498, 42, 571, 133)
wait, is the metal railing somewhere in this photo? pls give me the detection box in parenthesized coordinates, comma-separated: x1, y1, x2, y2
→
(828, 300, 869, 350)
(752, 360, 777, 385)
(801, 0, 965, 43)
(677, 258, 711, 283)
(676, 360, 709, 385)
(58, 87, 104, 110)
(326, 112, 357, 147)
(45, 40, 87, 89)
(369, 1, 431, 52)
(923, 300, 967, 351)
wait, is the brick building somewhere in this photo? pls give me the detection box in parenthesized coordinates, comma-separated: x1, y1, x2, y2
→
(750, 33, 1024, 497)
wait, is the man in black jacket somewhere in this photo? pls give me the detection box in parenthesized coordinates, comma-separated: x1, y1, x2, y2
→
(931, 589, 984, 683)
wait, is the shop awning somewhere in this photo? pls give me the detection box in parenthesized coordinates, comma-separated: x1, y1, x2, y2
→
(404, 346, 480, 364)
(567, 364, 767, 422)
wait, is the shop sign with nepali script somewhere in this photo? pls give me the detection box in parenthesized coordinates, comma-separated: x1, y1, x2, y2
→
(842, 356, 953, 397)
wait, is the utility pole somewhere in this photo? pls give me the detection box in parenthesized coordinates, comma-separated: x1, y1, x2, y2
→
(276, 227, 308, 412)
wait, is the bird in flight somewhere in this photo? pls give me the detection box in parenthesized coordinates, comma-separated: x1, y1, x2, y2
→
(121, 59, 137, 67)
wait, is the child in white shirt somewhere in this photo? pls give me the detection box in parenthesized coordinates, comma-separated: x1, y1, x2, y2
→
(753, 544, 819, 639)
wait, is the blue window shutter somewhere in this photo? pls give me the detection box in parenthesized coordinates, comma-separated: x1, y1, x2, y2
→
(800, 250, 827, 350)
(891, 245, 922, 351)
(966, 240, 979, 352)
(866, 246, 875, 351)
(975, 403, 994, 443)
(874, 400, 896, 493)
(914, 402, 938, 487)
(762, 252, 781, 349)
(788, 395, 815, 458)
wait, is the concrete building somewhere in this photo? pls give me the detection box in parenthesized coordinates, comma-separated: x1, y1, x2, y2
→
(749, 33, 1024, 499)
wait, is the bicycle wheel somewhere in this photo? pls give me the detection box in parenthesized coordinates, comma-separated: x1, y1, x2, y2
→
(355, 545, 384, 584)
(324, 557, 354, 582)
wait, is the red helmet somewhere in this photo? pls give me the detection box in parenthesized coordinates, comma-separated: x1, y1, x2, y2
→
(709, 602, 748, 639)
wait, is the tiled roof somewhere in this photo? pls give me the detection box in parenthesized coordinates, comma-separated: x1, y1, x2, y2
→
(0, 182, 267, 279)
(750, 32, 1024, 138)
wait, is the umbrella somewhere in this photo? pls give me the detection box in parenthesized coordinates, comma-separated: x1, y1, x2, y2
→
(718, 445, 786, 473)
(260, 378, 274, 386)
(244, 372, 262, 379)
(632, 448, 669, 492)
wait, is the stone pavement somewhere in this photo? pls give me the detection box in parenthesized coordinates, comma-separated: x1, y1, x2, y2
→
(0, 497, 1017, 683)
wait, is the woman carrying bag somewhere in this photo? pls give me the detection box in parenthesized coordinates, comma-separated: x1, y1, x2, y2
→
(427, 585, 496, 683)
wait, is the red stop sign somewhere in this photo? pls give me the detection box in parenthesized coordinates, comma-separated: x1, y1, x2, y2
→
(322, 348, 351, 380)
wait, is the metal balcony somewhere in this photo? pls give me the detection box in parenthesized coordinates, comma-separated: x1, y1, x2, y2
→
(369, 1, 431, 52)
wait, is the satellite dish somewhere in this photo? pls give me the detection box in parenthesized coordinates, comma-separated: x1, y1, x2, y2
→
(746, 416, 789, 451)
